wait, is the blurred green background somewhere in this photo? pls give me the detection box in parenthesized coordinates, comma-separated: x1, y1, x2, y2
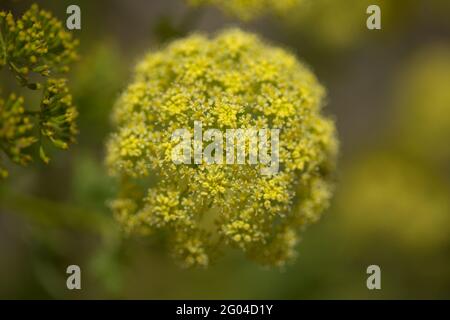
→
(0, 0, 449, 299)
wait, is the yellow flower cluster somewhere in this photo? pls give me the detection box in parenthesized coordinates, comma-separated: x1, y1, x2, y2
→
(0, 4, 79, 176)
(106, 29, 338, 267)
(39, 79, 78, 155)
(391, 44, 450, 166)
(0, 93, 36, 178)
(0, 4, 78, 88)
(285, 0, 393, 50)
(187, 0, 301, 21)
(336, 153, 450, 252)
(333, 44, 450, 256)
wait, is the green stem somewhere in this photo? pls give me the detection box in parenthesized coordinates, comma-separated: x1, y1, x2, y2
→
(0, 185, 116, 236)
(0, 25, 7, 64)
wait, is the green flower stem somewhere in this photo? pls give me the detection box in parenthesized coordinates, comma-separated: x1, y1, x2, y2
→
(0, 26, 6, 63)
(0, 185, 116, 236)
(8, 61, 39, 89)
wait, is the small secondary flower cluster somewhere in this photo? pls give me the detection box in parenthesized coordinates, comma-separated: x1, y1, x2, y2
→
(187, 0, 302, 21)
(0, 4, 79, 178)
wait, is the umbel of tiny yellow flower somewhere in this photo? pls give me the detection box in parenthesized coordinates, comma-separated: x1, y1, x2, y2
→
(0, 93, 36, 178)
(39, 79, 78, 153)
(106, 29, 338, 268)
(336, 152, 450, 252)
(187, 0, 302, 21)
(0, 4, 79, 89)
(391, 44, 450, 166)
(0, 4, 79, 177)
